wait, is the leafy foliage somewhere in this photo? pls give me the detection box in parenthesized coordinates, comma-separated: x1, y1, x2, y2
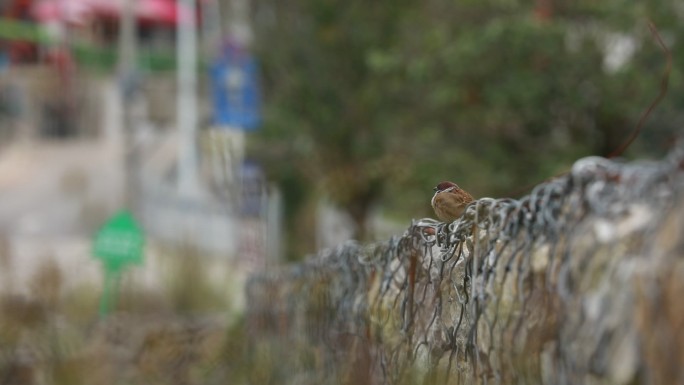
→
(250, 0, 683, 256)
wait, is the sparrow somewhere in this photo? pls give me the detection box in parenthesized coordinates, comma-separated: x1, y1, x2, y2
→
(431, 181, 474, 222)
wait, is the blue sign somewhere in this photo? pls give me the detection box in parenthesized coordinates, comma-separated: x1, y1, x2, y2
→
(210, 46, 261, 130)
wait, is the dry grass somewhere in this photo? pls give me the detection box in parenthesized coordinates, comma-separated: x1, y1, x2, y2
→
(0, 244, 250, 385)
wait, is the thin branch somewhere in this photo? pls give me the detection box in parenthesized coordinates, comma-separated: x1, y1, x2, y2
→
(607, 19, 672, 159)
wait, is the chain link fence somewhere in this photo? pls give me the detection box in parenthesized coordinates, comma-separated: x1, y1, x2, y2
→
(246, 144, 684, 385)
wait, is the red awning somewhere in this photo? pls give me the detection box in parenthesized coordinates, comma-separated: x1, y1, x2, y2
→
(32, 0, 93, 25)
(31, 0, 192, 25)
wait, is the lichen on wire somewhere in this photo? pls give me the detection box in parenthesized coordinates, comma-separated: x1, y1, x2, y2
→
(246, 142, 684, 385)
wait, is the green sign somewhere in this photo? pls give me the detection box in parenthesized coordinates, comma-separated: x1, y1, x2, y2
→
(93, 210, 145, 316)
(93, 210, 144, 270)
(0, 19, 49, 44)
(0, 18, 179, 72)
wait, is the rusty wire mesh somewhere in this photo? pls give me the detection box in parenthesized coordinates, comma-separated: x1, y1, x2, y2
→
(246, 144, 684, 385)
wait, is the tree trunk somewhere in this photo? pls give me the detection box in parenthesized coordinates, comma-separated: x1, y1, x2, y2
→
(348, 199, 372, 242)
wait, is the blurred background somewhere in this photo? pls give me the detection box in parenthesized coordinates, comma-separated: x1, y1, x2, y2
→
(0, 0, 682, 383)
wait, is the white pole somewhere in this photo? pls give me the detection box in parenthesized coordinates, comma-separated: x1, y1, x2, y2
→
(118, 0, 138, 209)
(229, 0, 251, 47)
(200, 0, 223, 56)
(118, 0, 136, 76)
(177, 0, 200, 198)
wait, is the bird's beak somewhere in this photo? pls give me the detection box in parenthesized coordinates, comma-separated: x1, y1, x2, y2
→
(433, 187, 438, 192)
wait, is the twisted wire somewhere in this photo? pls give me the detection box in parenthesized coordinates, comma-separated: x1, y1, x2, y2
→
(246, 144, 684, 384)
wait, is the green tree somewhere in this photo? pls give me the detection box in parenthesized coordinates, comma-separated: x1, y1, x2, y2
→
(252, 0, 417, 246)
(251, 0, 683, 258)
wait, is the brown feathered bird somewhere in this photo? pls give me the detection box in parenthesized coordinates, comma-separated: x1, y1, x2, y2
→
(431, 181, 474, 222)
